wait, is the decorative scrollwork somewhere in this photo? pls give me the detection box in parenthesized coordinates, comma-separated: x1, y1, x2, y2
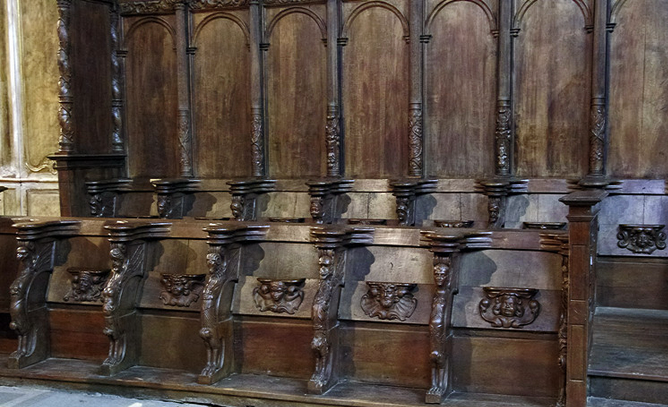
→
(251, 109, 264, 177)
(361, 282, 417, 321)
(589, 104, 605, 176)
(495, 103, 512, 175)
(409, 104, 423, 177)
(617, 224, 667, 254)
(325, 113, 340, 177)
(178, 109, 193, 177)
(253, 279, 305, 314)
(479, 287, 540, 329)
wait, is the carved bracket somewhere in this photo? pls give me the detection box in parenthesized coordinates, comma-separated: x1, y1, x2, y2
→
(307, 179, 353, 224)
(390, 179, 437, 226)
(160, 273, 206, 307)
(86, 179, 132, 217)
(361, 282, 417, 321)
(100, 221, 171, 376)
(478, 178, 528, 228)
(199, 223, 269, 385)
(151, 178, 200, 219)
(617, 224, 667, 254)
(228, 179, 276, 221)
(308, 226, 374, 394)
(253, 278, 305, 314)
(8, 219, 80, 369)
(479, 287, 541, 329)
(64, 268, 110, 302)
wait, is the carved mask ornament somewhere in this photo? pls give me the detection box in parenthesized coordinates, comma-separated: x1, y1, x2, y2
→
(160, 273, 206, 307)
(64, 268, 110, 302)
(617, 224, 666, 254)
(361, 282, 417, 321)
(253, 278, 305, 314)
(479, 287, 540, 328)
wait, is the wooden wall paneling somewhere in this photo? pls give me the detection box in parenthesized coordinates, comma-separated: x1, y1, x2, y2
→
(71, 0, 112, 154)
(341, 0, 410, 179)
(512, 0, 592, 178)
(123, 14, 179, 179)
(265, 4, 327, 178)
(176, 2, 194, 178)
(608, 0, 668, 178)
(49, 308, 108, 362)
(424, 0, 496, 178)
(192, 9, 251, 179)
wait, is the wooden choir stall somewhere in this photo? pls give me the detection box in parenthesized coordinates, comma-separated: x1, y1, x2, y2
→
(0, 0, 667, 406)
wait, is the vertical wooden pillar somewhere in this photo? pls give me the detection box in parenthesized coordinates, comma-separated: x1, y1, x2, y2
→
(57, 0, 74, 153)
(408, 0, 424, 178)
(560, 190, 607, 407)
(583, 0, 610, 185)
(176, 2, 193, 178)
(250, 0, 265, 178)
(495, 0, 513, 177)
(110, 4, 124, 154)
(326, 0, 341, 178)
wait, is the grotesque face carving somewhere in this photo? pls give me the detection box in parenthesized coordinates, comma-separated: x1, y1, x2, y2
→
(433, 261, 450, 288)
(253, 278, 305, 314)
(64, 269, 110, 303)
(361, 282, 417, 321)
(159, 273, 205, 307)
(479, 287, 540, 329)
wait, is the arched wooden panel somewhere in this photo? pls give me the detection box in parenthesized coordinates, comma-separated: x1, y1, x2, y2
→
(425, 1, 496, 178)
(125, 17, 179, 179)
(513, 0, 591, 178)
(193, 13, 252, 178)
(343, 3, 409, 178)
(266, 10, 327, 178)
(608, 0, 668, 178)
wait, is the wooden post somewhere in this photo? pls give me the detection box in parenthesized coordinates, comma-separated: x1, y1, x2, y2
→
(57, 0, 74, 153)
(495, 0, 513, 177)
(110, 4, 124, 154)
(250, 0, 265, 177)
(325, 0, 341, 178)
(175, 1, 193, 178)
(408, 0, 424, 178)
(560, 190, 606, 407)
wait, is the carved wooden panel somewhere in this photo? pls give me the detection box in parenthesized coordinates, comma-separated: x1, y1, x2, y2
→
(342, 0, 409, 178)
(608, 0, 668, 178)
(192, 10, 252, 178)
(513, 0, 591, 177)
(71, 0, 112, 154)
(124, 15, 179, 178)
(266, 6, 327, 178)
(425, 0, 496, 178)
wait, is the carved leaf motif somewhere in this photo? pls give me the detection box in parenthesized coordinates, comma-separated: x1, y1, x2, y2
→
(408, 107, 423, 177)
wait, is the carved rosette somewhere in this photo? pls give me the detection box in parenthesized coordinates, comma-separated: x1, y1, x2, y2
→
(64, 268, 110, 302)
(253, 279, 305, 314)
(325, 112, 340, 177)
(479, 287, 540, 329)
(110, 8, 123, 152)
(617, 224, 667, 254)
(361, 282, 417, 321)
(251, 109, 264, 177)
(589, 104, 606, 176)
(160, 273, 206, 307)
(408, 104, 423, 177)
(179, 109, 193, 177)
(495, 102, 512, 175)
(57, 0, 74, 152)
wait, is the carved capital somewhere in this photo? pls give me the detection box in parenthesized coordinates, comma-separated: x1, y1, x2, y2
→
(479, 287, 541, 329)
(617, 224, 667, 254)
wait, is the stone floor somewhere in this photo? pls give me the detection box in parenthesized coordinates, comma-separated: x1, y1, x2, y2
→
(0, 385, 206, 407)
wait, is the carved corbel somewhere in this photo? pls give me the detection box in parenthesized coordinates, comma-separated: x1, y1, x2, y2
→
(160, 273, 206, 307)
(8, 220, 80, 369)
(479, 287, 541, 328)
(199, 223, 269, 385)
(617, 224, 666, 254)
(421, 230, 491, 403)
(151, 178, 200, 219)
(86, 179, 132, 217)
(100, 221, 171, 376)
(227, 179, 276, 221)
(309, 226, 374, 394)
(478, 178, 527, 228)
(390, 179, 437, 226)
(307, 179, 354, 224)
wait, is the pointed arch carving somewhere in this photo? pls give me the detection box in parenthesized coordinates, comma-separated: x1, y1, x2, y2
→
(609, 0, 630, 26)
(193, 12, 250, 47)
(266, 7, 327, 41)
(341, 1, 409, 41)
(123, 17, 176, 50)
(426, 0, 497, 35)
(513, 0, 593, 33)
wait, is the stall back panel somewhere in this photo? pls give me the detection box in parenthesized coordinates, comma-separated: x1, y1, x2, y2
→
(342, 1, 409, 178)
(192, 11, 252, 179)
(608, 0, 668, 178)
(425, 0, 496, 178)
(124, 15, 179, 179)
(266, 8, 327, 178)
(513, 0, 591, 178)
(71, 0, 112, 154)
